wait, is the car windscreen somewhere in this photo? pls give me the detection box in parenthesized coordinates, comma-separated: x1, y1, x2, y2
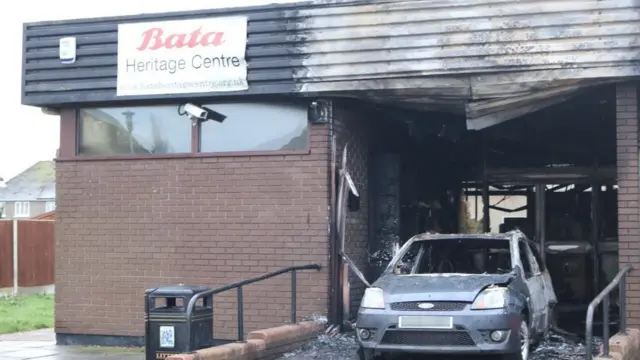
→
(392, 238, 512, 275)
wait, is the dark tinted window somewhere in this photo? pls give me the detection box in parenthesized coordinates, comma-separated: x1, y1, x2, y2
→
(78, 107, 191, 156)
(394, 238, 512, 275)
(199, 103, 309, 153)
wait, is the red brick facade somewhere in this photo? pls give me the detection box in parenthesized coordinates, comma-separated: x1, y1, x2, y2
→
(616, 82, 640, 327)
(334, 102, 372, 317)
(55, 122, 332, 340)
(54, 99, 380, 343)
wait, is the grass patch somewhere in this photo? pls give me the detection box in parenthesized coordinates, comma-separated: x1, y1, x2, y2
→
(0, 294, 54, 334)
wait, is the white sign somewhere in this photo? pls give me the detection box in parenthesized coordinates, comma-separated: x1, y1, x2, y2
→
(116, 16, 249, 96)
(59, 37, 76, 64)
(159, 326, 175, 348)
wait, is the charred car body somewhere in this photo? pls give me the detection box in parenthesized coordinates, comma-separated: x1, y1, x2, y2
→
(351, 231, 557, 360)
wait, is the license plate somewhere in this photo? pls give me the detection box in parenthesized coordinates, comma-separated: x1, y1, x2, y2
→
(398, 316, 453, 329)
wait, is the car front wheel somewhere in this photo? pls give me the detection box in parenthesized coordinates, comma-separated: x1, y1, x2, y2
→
(504, 318, 530, 360)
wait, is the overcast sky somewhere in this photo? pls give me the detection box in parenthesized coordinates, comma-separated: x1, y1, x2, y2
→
(0, 0, 300, 180)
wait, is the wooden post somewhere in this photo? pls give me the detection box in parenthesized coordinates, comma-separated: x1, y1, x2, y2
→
(12, 220, 18, 296)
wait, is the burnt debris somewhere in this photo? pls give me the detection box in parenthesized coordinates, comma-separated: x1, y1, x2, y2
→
(277, 330, 601, 360)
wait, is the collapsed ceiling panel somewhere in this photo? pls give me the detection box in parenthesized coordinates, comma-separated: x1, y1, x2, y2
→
(323, 75, 621, 130)
(464, 81, 616, 130)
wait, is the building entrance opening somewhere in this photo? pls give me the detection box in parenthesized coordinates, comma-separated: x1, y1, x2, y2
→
(360, 85, 618, 336)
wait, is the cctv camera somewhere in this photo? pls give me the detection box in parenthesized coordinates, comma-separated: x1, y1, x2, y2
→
(182, 103, 207, 120)
(178, 103, 227, 123)
(201, 106, 227, 123)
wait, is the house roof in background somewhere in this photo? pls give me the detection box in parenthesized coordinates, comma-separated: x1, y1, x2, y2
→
(0, 161, 56, 201)
(32, 210, 56, 220)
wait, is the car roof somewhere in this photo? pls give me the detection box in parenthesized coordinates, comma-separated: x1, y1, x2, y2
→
(410, 232, 513, 242)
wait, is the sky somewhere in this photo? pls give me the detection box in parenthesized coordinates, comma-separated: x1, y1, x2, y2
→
(0, 0, 300, 180)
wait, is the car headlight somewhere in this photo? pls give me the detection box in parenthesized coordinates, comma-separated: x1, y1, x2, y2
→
(471, 287, 507, 310)
(361, 288, 385, 309)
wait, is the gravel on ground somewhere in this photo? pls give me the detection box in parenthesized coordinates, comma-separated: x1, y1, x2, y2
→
(277, 330, 603, 360)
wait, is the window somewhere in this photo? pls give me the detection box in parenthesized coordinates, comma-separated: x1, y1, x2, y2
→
(78, 107, 192, 156)
(528, 243, 545, 272)
(14, 202, 30, 218)
(392, 238, 512, 275)
(77, 102, 310, 157)
(523, 244, 541, 275)
(199, 103, 309, 153)
(518, 242, 533, 278)
(0, 202, 5, 218)
(45, 201, 56, 212)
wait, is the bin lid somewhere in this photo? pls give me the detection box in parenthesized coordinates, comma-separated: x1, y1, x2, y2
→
(145, 284, 210, 296)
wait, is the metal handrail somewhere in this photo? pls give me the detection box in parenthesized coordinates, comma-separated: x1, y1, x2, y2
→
(185, 264, 321, 349)
(585, 264, 633, 360)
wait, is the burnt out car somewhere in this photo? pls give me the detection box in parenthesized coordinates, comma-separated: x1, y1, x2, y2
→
(353, 231, 557, 360)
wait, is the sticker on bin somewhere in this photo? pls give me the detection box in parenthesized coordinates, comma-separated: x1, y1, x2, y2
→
(159, 326, 175, 348)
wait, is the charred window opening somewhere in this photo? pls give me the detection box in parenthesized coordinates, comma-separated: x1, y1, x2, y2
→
(393, 238, 511, 275)
(518, 242, 534, 279)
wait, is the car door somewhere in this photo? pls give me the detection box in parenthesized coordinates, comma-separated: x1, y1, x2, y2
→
(527, 242, 557, 329)
(517, 239, 545, 332)
(521, 240, 548, 334)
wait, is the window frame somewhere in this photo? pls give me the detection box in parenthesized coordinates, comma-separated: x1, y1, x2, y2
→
(64, 101, 312, 160)
(45, 201, 56, 212)
(527, 242, 546, 273)
(517, 240, 534, 279)
(14, 202, 30, 218)
(522, 243, 541, 276)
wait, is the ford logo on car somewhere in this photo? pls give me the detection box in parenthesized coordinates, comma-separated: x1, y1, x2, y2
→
(418, 303, 435, 309)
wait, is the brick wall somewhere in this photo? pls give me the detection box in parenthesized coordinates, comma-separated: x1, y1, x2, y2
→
(334, 100, 372, 317)
(616, 82, 640, 327)
(55, 123, 331, 340)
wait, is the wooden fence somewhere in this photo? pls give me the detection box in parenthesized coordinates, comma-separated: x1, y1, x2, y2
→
(0, 219, 55, 292)
(0, 221, 12, 288)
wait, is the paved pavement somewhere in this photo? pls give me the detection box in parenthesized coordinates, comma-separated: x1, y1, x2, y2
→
(0, 329, 144, 360)
(0, 329, 55, 342)
(0, 328, 599, 360)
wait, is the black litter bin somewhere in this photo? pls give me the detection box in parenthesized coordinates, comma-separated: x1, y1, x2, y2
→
(144, 285, 213, 360)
